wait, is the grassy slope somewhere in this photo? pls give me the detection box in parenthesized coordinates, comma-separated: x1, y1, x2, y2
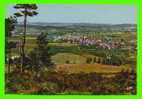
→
(55, 63, 132, 74)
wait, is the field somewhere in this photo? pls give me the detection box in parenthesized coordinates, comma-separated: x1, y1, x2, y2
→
(56, 63, 131, 74)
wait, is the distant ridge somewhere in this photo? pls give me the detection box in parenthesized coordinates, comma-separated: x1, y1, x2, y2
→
(15, 22, 136, 34)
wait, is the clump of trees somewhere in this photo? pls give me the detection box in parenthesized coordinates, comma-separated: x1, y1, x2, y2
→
(27, 32, 54, 72)
(88, 48, 127, 66)
(5, 16, 17, 74)
(5, 4, 54, 76)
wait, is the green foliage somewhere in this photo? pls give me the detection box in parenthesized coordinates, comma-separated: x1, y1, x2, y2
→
(28, 32, 54, 70)
(5, 16, 17, 73)
(5, 17, 17, 53)
(5, 16, 17, 37)
(65, 60, 70, 64)
(14, 4, 38, 17)
(86, 57, 92, 64)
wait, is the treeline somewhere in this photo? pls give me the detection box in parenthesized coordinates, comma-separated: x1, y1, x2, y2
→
(86, 55, 126, 66)
(49, 45, 131, 66)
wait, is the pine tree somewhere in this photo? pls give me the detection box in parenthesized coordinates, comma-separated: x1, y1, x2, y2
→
(14, 4, 38, 72)
(29, 32, 54, 72)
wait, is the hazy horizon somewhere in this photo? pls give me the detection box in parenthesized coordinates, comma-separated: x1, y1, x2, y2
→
(6, 4, 137, 24)
(17, 21, 137, 25)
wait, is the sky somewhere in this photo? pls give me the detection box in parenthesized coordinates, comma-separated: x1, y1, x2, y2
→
(6, 4, 137, 24)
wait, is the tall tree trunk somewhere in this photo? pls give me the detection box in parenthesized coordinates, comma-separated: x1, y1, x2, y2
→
(7, 48, 11, 74)
(21, 8, 27, 72)
(7, 36, 11, 74)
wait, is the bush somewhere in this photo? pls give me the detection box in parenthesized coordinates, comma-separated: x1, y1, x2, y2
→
(5, 70, 136, 95)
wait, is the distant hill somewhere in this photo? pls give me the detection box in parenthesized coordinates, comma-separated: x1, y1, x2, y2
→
(14, 22, 137, 35)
